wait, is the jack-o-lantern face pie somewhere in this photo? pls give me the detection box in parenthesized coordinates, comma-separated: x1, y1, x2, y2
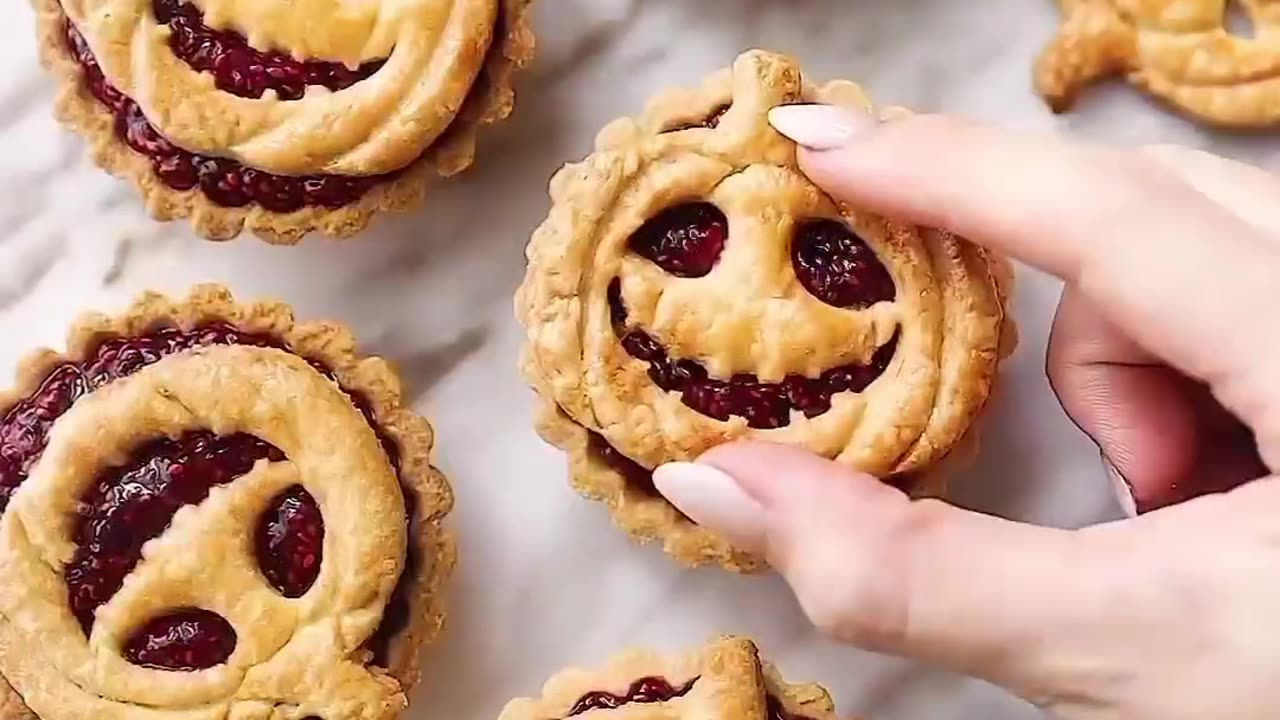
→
(30, 0, 535, 242)
(0, 286, 454, 720)
(516, 50, 1017, 571)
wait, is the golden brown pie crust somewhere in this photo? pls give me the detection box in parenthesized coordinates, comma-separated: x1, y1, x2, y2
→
(0, 284, 454, 720)
(31, 0, 535, 243)
(497, 636, 842, 720)
(1036, 0, 1280, 126)
(516, 50, 1017, 572)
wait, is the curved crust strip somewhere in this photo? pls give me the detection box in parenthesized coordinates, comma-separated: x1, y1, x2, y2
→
(30, 0, 535, 243)
(0, 284, 454, 715)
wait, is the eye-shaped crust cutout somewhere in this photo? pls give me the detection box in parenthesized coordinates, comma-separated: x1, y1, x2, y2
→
(627, 202, 729, 278)
(790, 218, 897, 309)
(517, 50, 1016, 571)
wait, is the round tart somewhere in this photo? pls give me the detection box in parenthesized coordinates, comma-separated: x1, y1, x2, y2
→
(1036, 0, 1280, 126)
(31, 0, 535, 243)
(516, 50, 1017, 572)
(0, 285, 454, 720)
(499, 636, 842, 720)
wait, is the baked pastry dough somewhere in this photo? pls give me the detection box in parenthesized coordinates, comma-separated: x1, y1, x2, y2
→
(31, 0, 535, 242)
(516, 50, 1016, 571)
(498, 636, 843, 720)
(0, 285, 454, 720)
(1037, 0, 1280, 126)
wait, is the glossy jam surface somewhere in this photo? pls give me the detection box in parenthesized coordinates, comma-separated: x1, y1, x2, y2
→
(255, 484, 326, 598)
(66, 431, 285, 634)
(608, 280, 897, 429)
(63, 22, 390, 211)
(628, 203, 728, 279)
(153, 0, 383, 100)
(0, 323, 409, 671)
(123, 609, 238, 671)
(567, 676, 698, 716)
(0, 324, 275, 515)
(791, 219, 896, 309)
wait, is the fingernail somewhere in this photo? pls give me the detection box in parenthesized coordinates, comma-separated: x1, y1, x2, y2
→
(653, 462, 767, 552)
(768, 104, 878, 150)
(1103, 457, 1137, 518)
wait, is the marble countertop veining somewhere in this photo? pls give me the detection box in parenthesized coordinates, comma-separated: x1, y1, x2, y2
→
(1, 1, 1274, 719)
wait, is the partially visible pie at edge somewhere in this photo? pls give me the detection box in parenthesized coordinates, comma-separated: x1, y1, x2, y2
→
(498, 635, 845, 720)
(32, 0, 535, 242)
(0, 285, 454, 720)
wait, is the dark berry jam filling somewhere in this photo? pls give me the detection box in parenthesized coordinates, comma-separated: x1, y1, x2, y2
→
(0, 323, 412, 671)
(66, 431, 284, 634)
(63, 21, 392, 211)
(0, 324, 276, 515)
(255, 484, 325, 598)
(792, 219, 896, 309)
(587, 432, 657, 496)
(628, 203, 728, 279)
(123, 608, 237, 671)
(664, 103, 731, 133)
(607, 280, 897, 429)
(152, 0, 384, 101)
(567, 676, 698, 716)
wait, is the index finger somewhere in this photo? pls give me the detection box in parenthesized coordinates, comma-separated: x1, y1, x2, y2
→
(771, 109, 1280, 397)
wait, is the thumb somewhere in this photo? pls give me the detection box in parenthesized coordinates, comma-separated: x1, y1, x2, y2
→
(654, 441, 1085, 697)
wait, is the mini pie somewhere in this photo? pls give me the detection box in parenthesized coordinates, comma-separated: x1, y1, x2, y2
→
(1036, 0, 1280, 126)
(31, 0, 535, 242)
(516, 50, 1016, 572)
(0, 285, 454, 720)
(498, 636, 842, 720)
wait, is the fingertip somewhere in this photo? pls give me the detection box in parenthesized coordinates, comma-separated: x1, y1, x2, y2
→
(696, 440, 889, 508)
(768, 104, 878, 150)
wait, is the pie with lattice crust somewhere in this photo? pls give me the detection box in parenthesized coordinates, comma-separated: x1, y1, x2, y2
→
(499, 636, 840, 720)
(1036, 0, 1280, 126)
(516, 50, 1017, 572)
(31, 0, 535, 242)
(0, 285, 454, 720)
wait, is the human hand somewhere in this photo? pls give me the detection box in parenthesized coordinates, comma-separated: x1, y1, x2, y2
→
(651, 108, 1280, 719)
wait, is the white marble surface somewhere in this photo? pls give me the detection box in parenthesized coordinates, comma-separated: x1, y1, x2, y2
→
(3, 1, 1278, 719)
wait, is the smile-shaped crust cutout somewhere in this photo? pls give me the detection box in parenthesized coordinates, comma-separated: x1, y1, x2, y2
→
(517, 50, 1017, 571)
(1037, 0, 1280, 126)
(31, 0, 535, 241)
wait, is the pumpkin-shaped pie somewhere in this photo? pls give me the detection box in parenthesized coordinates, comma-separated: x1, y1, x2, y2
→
(31, 0, 535, 242)
(516, 50, 1017, 571)
(0, 285, 454, 720)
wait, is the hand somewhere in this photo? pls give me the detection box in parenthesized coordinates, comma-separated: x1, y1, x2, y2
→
(651, 108, 1280, 720)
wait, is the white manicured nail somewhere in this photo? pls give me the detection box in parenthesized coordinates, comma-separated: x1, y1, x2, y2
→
(1103, 457, 1138, 518)
(768, 104, 878, 150)
(653, 462, 766, 552)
